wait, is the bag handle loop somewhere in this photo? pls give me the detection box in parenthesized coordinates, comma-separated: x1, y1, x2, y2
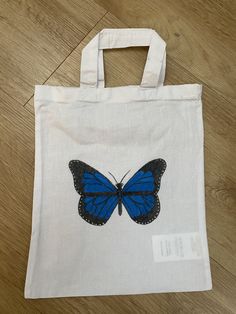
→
(80, 28, 166, 88)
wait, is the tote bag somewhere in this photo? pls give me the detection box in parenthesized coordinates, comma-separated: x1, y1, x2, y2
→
(25, 28, 212, 298)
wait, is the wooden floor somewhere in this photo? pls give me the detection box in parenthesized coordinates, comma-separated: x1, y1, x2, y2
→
(0, 0, 235, 312)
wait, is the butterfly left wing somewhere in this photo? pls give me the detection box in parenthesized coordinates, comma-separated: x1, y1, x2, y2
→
(122, 159, 166, 225)
(69, 160, 118, 226)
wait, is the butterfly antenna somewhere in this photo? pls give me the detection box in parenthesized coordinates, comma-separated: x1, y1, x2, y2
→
(108, 172, 118, 184)
(120, 169, 131, 184)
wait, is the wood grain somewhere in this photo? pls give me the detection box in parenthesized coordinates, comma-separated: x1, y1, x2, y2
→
(0, 0, 235, 313)
(95, 0, 236, 103)
(0, 0, 105, 105)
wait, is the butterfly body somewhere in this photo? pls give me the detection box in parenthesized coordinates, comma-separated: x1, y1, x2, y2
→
(69, 159, 166, 226)
(116, 182, 123, 216)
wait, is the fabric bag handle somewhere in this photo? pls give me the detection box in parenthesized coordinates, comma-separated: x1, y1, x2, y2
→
(80, 28, 166, 88)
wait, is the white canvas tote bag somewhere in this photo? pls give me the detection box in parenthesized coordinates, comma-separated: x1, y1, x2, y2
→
(25, 28, 212, 298)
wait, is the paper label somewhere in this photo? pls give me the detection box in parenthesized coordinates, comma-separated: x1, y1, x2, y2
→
(152, 232, 202, 262)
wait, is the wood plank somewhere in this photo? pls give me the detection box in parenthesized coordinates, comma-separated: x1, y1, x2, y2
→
(1, 1, 236, 312)
(95, 0, 236, 103)
(23, 11, 236, 312)
(24, 12, 236, 277)
(0, 0, 106, 106)
(0, 90, 34, 164)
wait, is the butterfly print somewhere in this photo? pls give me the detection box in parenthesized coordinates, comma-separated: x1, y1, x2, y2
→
(69, 159, 166, 226)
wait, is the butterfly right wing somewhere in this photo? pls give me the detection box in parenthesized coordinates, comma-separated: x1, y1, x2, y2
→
(69, 160, 118, 226)
(122, 159, 166, 225)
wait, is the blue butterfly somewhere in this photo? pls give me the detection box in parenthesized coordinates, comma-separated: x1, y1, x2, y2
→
(69, 159, 166, 226)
